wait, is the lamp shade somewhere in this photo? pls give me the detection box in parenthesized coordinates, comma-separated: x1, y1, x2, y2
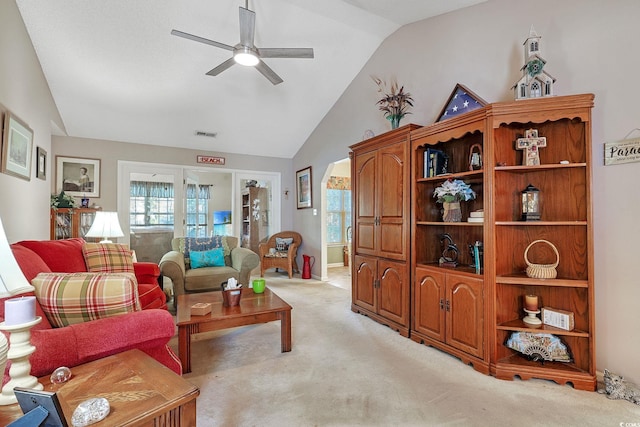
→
(0, 217, 34, 297)
(85, 211, 124, 243)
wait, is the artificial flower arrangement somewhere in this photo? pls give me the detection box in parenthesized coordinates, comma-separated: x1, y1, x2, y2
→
(433, 179, 476, 203)
(372, 76, 414, 128)
(50, 191, 77, 208)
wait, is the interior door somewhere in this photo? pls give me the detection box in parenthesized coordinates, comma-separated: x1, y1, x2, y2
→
(235, 172, 281, 242)
(184, 171, 201, 237)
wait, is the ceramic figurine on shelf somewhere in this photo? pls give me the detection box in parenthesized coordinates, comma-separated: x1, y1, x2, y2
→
(512, 26, 556, 100)
(598, 369, 640, 405)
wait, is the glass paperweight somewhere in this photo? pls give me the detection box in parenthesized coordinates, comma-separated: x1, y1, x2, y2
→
(50, 366, 72, 384)
(71, 397, 110, 427)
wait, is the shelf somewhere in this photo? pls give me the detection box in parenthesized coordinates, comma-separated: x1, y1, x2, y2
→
(496, 274, 588, 288)
(497, 319, 589, 337)
(496, 353, 591, 375)
(495, 163, 586, 172)
(495, 221, 587, 226)
(417, 170, 483, 182)
(416, 263, 483, 278)
(416, 221, 483, 227)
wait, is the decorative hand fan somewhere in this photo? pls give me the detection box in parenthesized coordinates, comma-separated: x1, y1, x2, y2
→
(506, 332, 572, 363)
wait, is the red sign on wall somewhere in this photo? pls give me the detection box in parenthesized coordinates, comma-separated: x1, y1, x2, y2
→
(197, 155, 225, 165)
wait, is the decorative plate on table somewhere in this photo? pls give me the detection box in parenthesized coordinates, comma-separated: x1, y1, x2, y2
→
(506, 332, 572, 363)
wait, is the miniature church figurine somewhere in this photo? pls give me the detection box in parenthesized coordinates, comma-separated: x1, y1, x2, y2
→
(513, 26, 556, 100)
(516, 129, 546, 166)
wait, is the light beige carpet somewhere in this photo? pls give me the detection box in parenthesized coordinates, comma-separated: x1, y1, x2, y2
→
(169, 273, 640, 426)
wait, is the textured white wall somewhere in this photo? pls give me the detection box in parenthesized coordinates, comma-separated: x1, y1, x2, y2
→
(294, 0, 640, 382)
(0, 1, 65, 241)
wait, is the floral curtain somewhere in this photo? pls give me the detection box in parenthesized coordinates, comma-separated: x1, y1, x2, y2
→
(327, 176, 351, 190)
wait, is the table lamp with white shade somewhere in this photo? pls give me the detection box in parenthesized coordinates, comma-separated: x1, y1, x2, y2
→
(85, 211, 124, 243)
(0, 217, 42, 405)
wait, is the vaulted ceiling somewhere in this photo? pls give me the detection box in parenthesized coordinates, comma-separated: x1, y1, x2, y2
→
(17, 0, 486, 158)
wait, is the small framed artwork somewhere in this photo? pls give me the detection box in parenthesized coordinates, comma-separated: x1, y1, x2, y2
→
(56, 155, 101, 197)
(436, 83, 487, 122)
(1, 111, 33, 181)
(14, 387, 68, 426)
(36, 146, 47, 180)
(296, 166, 312, 209)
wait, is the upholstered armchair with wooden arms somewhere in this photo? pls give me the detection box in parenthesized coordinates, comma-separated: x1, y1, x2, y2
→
(259, 231, 302, 279)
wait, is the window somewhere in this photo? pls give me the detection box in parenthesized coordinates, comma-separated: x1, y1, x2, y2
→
(327, 187, 351, 245)
(530, 40, 538, 53)
(531, 81, 541, 97)
(186, 184, 210, 237)
(130, 181, 174, 227)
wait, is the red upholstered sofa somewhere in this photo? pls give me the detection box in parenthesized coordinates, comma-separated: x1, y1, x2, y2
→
(1, 238, 181, 382)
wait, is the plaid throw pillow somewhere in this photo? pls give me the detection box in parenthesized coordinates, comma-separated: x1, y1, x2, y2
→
(83, 243, 134, 273)
(31, 272, 140, 328)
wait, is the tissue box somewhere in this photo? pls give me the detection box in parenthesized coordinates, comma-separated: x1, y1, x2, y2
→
(222, 288, 242, 307)
(191, 302, 212, 316)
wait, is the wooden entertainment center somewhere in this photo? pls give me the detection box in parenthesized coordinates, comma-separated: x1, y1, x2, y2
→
(351, 94, 596, 391)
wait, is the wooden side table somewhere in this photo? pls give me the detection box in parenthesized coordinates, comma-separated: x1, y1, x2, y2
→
(0, 349, 199, 426)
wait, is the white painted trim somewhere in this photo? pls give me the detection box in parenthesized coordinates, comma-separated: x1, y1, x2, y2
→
(117, 161, 281, 246)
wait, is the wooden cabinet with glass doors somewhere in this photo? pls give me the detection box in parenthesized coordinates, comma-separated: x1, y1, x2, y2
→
(50, 208, 100, 240)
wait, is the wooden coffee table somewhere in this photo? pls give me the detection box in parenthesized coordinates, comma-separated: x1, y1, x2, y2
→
(0, 349, 199, 426)
(176, 287, 292, 373)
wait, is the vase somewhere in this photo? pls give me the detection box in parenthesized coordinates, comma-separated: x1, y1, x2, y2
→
(442, 202, 462, 222)
(387, 115, 401, 129)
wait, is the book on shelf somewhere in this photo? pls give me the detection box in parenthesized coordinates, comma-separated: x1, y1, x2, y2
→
(423, 148, 449, 178)
(467, 209, 484, 222)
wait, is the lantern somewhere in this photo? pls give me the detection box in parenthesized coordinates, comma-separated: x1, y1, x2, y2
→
(521, 184, 540, 221)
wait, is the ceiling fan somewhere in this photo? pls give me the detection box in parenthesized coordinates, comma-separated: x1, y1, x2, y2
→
(171, 1, 314, 85)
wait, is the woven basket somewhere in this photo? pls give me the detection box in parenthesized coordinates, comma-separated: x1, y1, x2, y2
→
(524, 239, 559, 279)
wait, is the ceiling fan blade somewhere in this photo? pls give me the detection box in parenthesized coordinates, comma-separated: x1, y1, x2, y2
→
(239, 7, 256, 48)
(206, 57, 236, 76)
(255, 60, 283, 85)
(171, 29, 234, 51)
(258, 48, 314, 59)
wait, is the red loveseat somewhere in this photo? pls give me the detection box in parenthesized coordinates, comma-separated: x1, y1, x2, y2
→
(1, 238, 181, 382)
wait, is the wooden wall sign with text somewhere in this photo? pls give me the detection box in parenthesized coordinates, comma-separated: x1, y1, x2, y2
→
(197, 155, 225, 165)
(604, 138, 640, 165)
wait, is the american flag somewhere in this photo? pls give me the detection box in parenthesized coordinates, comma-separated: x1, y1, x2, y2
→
(439, 85, 485, 121)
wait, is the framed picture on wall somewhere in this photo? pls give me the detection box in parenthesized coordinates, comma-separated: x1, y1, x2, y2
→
(36, 146, 47, 180)
(1, 111, 33, 181)
(56, 155, 101, 197)
(296, 166, 312, 209)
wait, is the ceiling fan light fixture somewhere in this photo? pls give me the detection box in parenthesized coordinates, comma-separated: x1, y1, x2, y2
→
(234, 47, 259, 66)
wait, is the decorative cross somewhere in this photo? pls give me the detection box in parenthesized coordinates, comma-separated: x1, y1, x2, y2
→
(516, 129, 547, 166)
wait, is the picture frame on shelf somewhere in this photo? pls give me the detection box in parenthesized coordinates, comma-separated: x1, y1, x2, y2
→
(296, 166, 312, 209)
(1, 110, 33, 181)
(56, 156, 101, 198)
(14, 387, 67, 427)
(36, 146, 47, 180)
(436, 83, 487, 122)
